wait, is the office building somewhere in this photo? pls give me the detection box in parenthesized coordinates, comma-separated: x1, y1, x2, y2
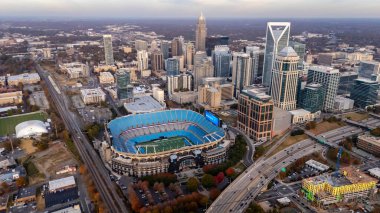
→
(270, 47, 300, 111)
(318, 53, 334, 66)
(59, 62, 89, 79)
(198, 85, 221, 109)
(358, 61, 380, 79)
(350, 79, 379, 108)
(334, 96, 354, 111)
(289, 109, 316, 124)
(160, 41, 171, 59)
(171, 37, 183, 56)
(116, 68, 133, 101)
(7, 73, 41, 86)
(195, 13, 207, 51)
(167, 74, 192, 96)
(206, 35, 229, 56)
(165, 58, 180, 76)
(289, 41, 306, 68)
(307, 66, 340, 111)
(98, 72, 115, 85)
(173, 55, 185, 72)
(300, 83, 324, 113)
(193, 52, 214, 89)
(185, 43, 194, 70)
(246, 46, 264, 82)
(338, 71, 358, 95)
(237, 88, 273, 142)
(135, 40, 148, 51)
(136, 50, 149, 71)
(151, 50, 164, 71)
(213, 45, 231, 78)
(357, 134, 380, 157)
(80, 88, 106, 105)
(103, 35, 114, 66)
(262, 22, 291, 87)
(232, 52, 252, 97)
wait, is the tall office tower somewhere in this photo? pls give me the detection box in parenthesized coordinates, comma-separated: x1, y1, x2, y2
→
(232, 52, 252, 97)
(160, 41, 171, 59)
(206, 35, 229, 56)
(116, 69, 133, 100)
(246, 46, 264, 83)
(270, 47, 300, 111)
(165, 58, 180, 76)
(171, 37, 183, 56)
(185, 43, 195, 70)
(300, 83, 324, 113)
(289, 41, 306, 69)
(262, 22, 291, 87)
(135, 40, 148, 51)
(103, 35, 114, 66)
(173, 55, 185, 72)
(350, 79, 379, 108)
(307, 66, 340, 111)
(151, 50, 164, 71)
(193, 52, 214, 89)
(195, 13, 207, 51)
(136, 50, 149, 71)
(237, 88, 273, 143)
(167, 74, 192, 96)
(213, 45, 231, 78)
(358, 61, 380, 79)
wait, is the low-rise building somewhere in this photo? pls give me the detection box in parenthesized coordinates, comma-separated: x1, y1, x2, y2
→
(124, 96, 166, 114)
(0, 76, 6, 86)
(0, 91, 22, 106)
(46, 176, 78, 208)
(7, 73, 40, 86)
(305, 159, 329, 172)
(98, 72, 115, 84)
(15, 186, 36, 204)
(368, 167, 380, 179)
(334, 96, 354, 111)
(152, 87, 164, 104)
(80, 88, 106, 105)
(289, 109, 318, 124)
(357, 134, 380, 157)
(94, 64, 117, 73)
(48, 176, 76, 192)
(171, 91, 198, 104)
(60, 62, 89, 79)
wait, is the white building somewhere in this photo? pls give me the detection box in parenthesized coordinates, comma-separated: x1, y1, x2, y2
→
(7, 73, 41, 86)
(167, 74, 192, 96)
(15, 120, 48, 138)
(334, 95, 354, 111)
(289, 109, 317, 124)
(42, 48, 51, 59)
(137, 50, 149, 71)
(305, 159, 329, 172)
(152, 87, 164, 104)
(124, 96, 166, 114)
(80, 88, 106, 104)
(48, 176, 76, 192)
(60, 62, 89, 79)
(99, 72, 115, 84)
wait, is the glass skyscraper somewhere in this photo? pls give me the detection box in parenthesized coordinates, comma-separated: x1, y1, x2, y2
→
(165, 58, 180, 76)
(350, 79, 379, 108)
(116, 68, 133, 100)
(300, 83, 324, 113)
(212, 45, 231, 78)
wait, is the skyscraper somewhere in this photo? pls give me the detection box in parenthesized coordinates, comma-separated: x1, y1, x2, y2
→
(160, 41, 171, 59)
(135, 40, 148, 51)
(193, 51, 214, 89)
(171, 37, 183, 56)
(289, 41, 306, 69)
(213, 45, 231, 78)
(137, 50, 149, 71)
(206, 35, 229, 56)
(270, 47, 299, 111)
(167, 74, 192, 96)
(307, 66, 340, 111)
(232, 52, 252, 97)
(165, 58, 180, 76)
(116, 68, 133, 100)
(262, 22, 291, 87)
(350, 79, 379, 108)
(103, 35, 114, 66)
(195, 13, 207, 51)
(151, 50, 164, 71)
(300, 83, 325, 113)
(246, 46, 264, 83)
(185, 43, 194, 70)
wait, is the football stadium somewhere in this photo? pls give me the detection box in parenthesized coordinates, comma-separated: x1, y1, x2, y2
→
(106, 109, 229, 177)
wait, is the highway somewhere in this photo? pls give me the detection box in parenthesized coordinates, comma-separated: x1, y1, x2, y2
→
(207, 139, 322, 213)
(36, 64, 129, 213)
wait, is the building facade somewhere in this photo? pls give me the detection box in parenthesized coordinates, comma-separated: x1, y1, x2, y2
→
(193, 52, 214, 89)
(80, 88, 106, 104)
(99, 72, 115, 84)
(350, 79, 379, 108)
(195, 13, 207, 51)
(213, 45, 231, 78)
(103, 35, 114, 66)
(151, 50, 164, 71)
(206, 35, 229, 56)
(116, 69, 133, 101)
(165, 58, 180, 76)
(358, 61, 380, 79)
(300, 83, 324, 113)
(232, 52, 252, 97)
(167, 74, 192, 96)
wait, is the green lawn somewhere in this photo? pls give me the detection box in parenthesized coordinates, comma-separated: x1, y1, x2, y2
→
(137, 137, 191, 154)
(0, 111, 48, 136)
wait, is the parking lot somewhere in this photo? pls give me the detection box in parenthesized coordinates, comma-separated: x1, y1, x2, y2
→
(29, 91, 50, 109)
(78, 106, 112, 124)
(284, 166, 324, 182)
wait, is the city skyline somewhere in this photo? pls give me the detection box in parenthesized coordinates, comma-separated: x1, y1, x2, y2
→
(1, 0, 380, 19)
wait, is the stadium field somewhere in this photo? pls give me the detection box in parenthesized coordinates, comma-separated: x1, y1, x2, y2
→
(0, 111, 48, 136)
(136, 136, 193, 154)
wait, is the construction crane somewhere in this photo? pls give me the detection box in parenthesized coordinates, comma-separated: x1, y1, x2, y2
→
(335, 146, 344, 177)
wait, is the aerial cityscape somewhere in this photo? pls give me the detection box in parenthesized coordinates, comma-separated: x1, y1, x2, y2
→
(0, 1, 380, 213)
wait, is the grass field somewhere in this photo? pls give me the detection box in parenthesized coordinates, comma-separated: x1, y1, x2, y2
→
(0, 111, 48, 136)
(310, 121, 345, 135)
(344, 112, 369, 121)
(268, 134, 309, 157)
(137, 137, 192, 154)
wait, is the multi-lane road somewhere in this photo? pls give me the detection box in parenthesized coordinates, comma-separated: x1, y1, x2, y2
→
(36, 64, 129, 213)
(207, 139, 322, 213)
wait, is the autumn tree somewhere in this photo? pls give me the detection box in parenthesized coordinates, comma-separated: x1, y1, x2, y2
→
(215, 172, 225, 184)
(186, 177, 199, 192)
(16, 177, 27, 188)
(225, 167, 235, 177)
(201, 174, 216, 189)
(209, 188, 221, 200)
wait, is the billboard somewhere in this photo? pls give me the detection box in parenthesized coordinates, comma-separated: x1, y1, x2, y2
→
(204, 110, 221, 127)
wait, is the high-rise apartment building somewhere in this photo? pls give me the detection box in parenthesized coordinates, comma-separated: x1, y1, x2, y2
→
(137, 50, 149, 71)
(246, 46, 264, 82)
(103, 35, 114, 66)
(237, 88, 273, 142)
(213, 45, 231, 78)
(160, 41, 171, 59)
(135, 40, 148, 51)
(350, 79, 379, 108)
(151, 50, 164, 71)
(307, 66, 340, 111)
(165, 58, 180, 76)
(116, 68, 133, 100)
(193, 52, 214, 89)
(206, 35, 229, 56)
(270, 47, 300, 111)
(262, 22, 291, 87)
(167, 74, 192, 96)
(195, 13, 207, 51)
(232, 52, 252, 97)
(185, 43, 194, 70)
(299, 83, 324, 113)
(171, 37, 183, 56)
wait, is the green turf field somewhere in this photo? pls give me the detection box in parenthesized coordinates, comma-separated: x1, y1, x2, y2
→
(137, 136, 193, 154)
(0, 111, 48, 136)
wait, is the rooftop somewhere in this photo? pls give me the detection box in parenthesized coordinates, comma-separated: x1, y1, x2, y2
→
(278, 46, 299, 57)
(80, 88, 106, 97)
(17, 186, 36, 199)
(368, 167, 380, 179)
(309, 65, 340, 74)
(49, 176, 76, 192)
(124, 95, 165, 114)
(289, 109, 311, 116)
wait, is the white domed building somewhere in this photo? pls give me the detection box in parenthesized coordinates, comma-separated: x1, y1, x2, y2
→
(15, 120, 48, 138)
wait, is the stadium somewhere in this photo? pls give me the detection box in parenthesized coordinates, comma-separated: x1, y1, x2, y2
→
(105, 109, 229, 177)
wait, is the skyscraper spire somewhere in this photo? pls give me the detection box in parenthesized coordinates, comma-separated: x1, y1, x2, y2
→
(195, 12, 207, 51)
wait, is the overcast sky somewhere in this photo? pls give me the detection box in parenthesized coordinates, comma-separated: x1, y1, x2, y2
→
(1, 0, 379, 19)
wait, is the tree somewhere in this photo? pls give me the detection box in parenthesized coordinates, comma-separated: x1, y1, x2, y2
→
(201, 174, 216, 189)
(370, 127, 380, 137)
(225, 167, 235, 177)
(254, 145, 265, 159)
(305, 121, 317, 130)
(209, 188, 221, 200)
(187, 177, 199, 192)
(163, 205, 173, 213)
(246, 202, 265, 213)
(16, 177, 27, 187)
(215, 172, 225, 184)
